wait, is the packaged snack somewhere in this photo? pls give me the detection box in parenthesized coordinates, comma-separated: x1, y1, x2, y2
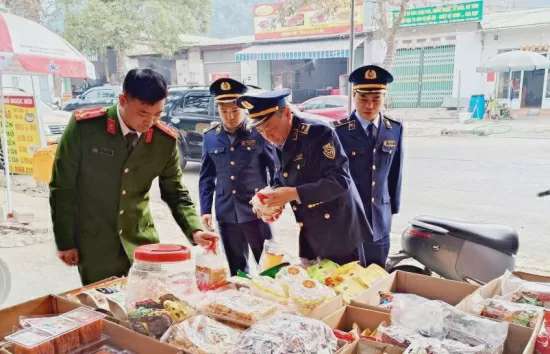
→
(481, 298, 542, 328)
(324, 261, 363, 287)
(250, 276, 289, 304)
(61, 308, 105, 344)
(200, 289, 279, 327)
(501, 272, 550, 308)
(5, 327, 55, 354)
(390, 297, 509, 354)
(127, 293, 195, 339)
(258, 239, 285, 271)
(535, 311, 550, 354)
(250, 187, 284, 223)
(162, 315, 240, 354)
(233, 313, 338, 354)
(33, 317, 80, 354)
(275, 265, 309, 286)
(356, 264, 389, 287)
(378, 292, 430, 310)
(333, 277, 367, 303)
(288, 279, 336, 314)
(307, 259, 339, 283)
(196, 240, 229, 291)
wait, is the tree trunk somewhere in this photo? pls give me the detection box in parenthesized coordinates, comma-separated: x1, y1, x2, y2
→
(115, 49, 127, 84)
(381, 0, 411, 69)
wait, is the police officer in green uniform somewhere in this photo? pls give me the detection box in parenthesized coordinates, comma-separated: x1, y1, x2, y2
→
(50, 69, 219, 285)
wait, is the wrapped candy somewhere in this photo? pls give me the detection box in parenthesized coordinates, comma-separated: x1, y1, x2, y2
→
(481, 298, 542, 328)
(162, 315, 240, 354)
(288, 279, 336, 314)
(306, 259, 339, 283)
(200, 290, 279, 327)
(500, 271, 550, 308)
(232, 313, 337, 354)
(196, 239, 229, 291)
(250, 276, 289, 304)
(258, 239, 286, 272)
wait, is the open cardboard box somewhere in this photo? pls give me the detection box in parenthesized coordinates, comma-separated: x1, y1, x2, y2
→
(323, 305, 534, 354)
(0, 295, 182, 354)
(457, 271, 550, 353)
(351, 271, 478, 313)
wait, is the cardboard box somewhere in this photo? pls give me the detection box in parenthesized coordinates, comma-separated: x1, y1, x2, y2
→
(307, 294, 345, 320)
(0, 295, 182, 354)
(351, 271, 478, 313)
(323, 305, 534, 354)
(457, 271, 550, 353)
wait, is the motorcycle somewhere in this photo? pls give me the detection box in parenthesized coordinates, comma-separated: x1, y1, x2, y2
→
(387, 190, 549, 284)
(386, 216, 519, 284)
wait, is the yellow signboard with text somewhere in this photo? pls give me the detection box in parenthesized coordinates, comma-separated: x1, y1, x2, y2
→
(3, 95, 41, 175)
(254, 1, 364, 40)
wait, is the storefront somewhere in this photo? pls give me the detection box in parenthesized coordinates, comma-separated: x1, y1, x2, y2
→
(236, 37, 364, 102)
(387, 1, 484, 108)
(234, 1, 365, 103)
(481, 7, 550, 109)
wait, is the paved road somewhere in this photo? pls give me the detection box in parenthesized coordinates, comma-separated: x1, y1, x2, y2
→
(1, 133, 549, 308)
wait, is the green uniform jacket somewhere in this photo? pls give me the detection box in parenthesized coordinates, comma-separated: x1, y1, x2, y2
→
(49, 105, 201, 284)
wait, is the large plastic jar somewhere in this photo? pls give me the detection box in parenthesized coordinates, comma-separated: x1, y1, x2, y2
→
(125, 244, 197, 311)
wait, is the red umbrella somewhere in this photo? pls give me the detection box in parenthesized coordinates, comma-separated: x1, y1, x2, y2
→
(0, 12, 95, 79)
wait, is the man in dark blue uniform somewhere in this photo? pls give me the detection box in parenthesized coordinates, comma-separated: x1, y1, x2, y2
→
(333, 65, 403, 267)
(199, 78, 276, 275)
(236, 89, 373, 266)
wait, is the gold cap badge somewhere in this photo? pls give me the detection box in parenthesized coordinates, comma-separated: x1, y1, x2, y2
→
(365, 69, 377, 80)
(241, 100, 254, 110)
(221, 81, 231, 91)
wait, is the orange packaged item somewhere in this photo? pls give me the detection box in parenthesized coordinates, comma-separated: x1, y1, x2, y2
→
(5, 327, 55, 354)
(196, 238, 229, 291)
(61, 307, 105, 344)
(536, 311, 550, 354)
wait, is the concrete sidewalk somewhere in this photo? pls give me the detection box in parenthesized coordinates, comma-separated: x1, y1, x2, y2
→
(386, 108, 550, 139)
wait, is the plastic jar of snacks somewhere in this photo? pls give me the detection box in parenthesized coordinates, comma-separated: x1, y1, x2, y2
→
(125, 244, 197, 312)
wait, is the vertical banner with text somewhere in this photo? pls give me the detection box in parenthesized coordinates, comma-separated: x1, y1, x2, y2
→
(4, 95, 40, 175)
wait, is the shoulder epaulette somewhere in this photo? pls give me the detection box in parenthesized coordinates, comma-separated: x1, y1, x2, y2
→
(298, 123, 310, 135)
(74, 106, 107, 121)
(384, 114, 402, 125)
(154, 121, 178, 139)
(204, 122, 220, 133)
(332, 117, 352, 127)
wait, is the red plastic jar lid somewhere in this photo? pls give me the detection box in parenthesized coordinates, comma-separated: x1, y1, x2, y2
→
(134, 244, 191, 263)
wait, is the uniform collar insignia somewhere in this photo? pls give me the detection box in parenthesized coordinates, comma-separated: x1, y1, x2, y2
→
(106, 118, 117, 135)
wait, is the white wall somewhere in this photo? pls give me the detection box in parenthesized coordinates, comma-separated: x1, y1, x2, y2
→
(187, 48, 205, 85)
(453, 31, 484, 100)
(240, 60, 258, 85)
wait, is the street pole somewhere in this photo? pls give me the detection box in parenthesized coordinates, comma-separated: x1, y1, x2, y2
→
(0, 70, 14, 219)
(347, 0, 356, 114)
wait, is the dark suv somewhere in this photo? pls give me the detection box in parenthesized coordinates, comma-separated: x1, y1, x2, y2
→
(162, 87, 219, 169)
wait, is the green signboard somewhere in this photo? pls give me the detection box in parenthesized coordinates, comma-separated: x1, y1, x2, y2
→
(394, 1, 483, 27)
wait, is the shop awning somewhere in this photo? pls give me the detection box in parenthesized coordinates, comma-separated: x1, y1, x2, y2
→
(236, 39, 361, 62)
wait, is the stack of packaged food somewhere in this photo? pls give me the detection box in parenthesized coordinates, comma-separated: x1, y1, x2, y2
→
(361, 296, 509, 354)
(3, 307, 121, 354)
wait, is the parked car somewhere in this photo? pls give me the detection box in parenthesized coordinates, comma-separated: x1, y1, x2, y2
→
(298, 95, 349, 121)
(161, 88, 219, 169)
(62, 85, 121, 112)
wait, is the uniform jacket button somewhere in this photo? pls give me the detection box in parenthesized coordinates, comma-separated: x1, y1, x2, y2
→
(298, 222, 304, 228)
(122, 190, 127, 195)
(371, 197, 375, 203)
(324, 213, 330, 219)
(124, 168, 129, 174)
(292, 206, 297, 211)
(230, 147, 234, 151)
(230, 161, 235, 166)
(283, 172, 288, 178)
(232, 190, 236, 194)
(119, 210, 124, 215)
(372, 165, 376, 170)
(230, 176, 235, 180)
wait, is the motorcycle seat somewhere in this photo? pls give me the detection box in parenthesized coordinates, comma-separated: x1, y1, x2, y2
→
(414, 216, 519, 255)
